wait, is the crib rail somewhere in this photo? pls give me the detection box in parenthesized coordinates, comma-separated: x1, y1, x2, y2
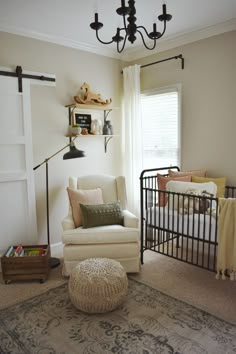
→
(140, 167, 236, 273)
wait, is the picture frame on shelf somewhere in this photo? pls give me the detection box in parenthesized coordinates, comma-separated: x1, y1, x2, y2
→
(73, 113, 92, 134)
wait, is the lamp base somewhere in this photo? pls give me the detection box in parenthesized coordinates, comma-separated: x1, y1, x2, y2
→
(50, 257, 60, 269)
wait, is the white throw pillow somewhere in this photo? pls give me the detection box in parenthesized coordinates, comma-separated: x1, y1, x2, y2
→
(166, 181, 217, 210)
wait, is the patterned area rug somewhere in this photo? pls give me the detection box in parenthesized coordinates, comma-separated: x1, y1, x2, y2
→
(0, 278, 235, 354)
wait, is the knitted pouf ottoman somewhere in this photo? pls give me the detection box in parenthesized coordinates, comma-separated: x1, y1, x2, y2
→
(68, 258, 128, 313)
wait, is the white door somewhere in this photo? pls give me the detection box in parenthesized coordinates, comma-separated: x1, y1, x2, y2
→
(0, 74, 37, 253)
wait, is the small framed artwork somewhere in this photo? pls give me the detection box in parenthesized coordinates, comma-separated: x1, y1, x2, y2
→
(73, 113, 92, 133)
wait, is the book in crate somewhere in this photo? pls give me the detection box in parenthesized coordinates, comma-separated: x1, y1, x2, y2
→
(5, 244, 47, 257)
(1, 244, 50, 284)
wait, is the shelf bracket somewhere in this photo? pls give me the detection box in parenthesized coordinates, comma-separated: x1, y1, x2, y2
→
(104, 109, 112, 124)
(104, 136, 113, 153)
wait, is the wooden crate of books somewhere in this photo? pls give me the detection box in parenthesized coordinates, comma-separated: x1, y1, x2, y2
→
(1, 245, 50, 284)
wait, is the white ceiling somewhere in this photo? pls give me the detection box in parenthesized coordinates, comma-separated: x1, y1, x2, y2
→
(0, 0, 236, 61)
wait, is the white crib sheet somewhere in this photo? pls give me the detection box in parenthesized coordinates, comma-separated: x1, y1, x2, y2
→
(146, 207, 217, 242)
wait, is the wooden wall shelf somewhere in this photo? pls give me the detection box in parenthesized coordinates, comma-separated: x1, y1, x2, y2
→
(65, 103, 119, 153)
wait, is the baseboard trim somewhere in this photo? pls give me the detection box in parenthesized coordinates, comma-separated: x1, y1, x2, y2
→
(50, 242, 63, 258)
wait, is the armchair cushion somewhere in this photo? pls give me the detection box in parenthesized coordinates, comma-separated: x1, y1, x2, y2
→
(80, 202, 124, 228)
(62, 225, 139, 245)
(67, 187, 103, 227)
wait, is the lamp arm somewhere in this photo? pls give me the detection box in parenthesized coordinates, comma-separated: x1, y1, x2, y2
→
(33, 136, 79, 269)
(33, 137, 77, 171)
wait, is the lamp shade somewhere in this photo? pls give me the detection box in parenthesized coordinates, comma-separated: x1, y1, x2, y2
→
(63, 142, 85, 160)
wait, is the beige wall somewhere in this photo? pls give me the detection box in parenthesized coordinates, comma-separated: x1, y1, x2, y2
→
(0, 32, 122, 247)
(1, 30, 236, 248)
(125, 30, 236, 185)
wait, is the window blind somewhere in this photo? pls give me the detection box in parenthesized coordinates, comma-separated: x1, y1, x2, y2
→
(141, 89, 180, 169)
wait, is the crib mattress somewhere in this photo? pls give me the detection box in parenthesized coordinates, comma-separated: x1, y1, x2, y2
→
(146, 207, 217, 242)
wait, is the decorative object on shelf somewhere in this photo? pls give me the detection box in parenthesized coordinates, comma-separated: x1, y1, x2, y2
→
(81, 128, 89, 135)
(70, 124, 82, 135)
(108, 121, 113, 135)
(33, 138, 85, 268)
(74, 112, 92, 133)
(91, 119, 103, 135)
(65, 103, 117, 153)
(90, 1, 172, 53)
(103, 122, 110, 135)
(74, 82, 112, 106)
(103, 120, 113, 135)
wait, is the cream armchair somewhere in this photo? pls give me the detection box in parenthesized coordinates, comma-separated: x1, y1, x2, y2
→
(61, 174, 140, 276)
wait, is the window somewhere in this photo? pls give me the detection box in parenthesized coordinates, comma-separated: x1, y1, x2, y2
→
(141, 86, 181, 170)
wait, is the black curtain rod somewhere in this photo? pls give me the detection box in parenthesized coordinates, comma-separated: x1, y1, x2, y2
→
(121, 54, 184, 73)
(141, 54, 184, 70)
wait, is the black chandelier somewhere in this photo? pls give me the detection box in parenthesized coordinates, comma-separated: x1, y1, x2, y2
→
(90, 0, 172, 53)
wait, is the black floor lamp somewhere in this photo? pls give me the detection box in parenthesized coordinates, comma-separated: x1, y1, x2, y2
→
(33, 138, 85, 268)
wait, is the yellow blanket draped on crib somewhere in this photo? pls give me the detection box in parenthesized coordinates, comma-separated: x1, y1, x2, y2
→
(216, 198, 236, 280)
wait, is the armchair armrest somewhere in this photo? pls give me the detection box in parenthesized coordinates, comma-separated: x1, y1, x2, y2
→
(123, 209, 139, 228)
(62, 214, 75, 231)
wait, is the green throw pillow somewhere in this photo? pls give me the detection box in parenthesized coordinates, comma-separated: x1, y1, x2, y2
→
(80, 202, 124, 228)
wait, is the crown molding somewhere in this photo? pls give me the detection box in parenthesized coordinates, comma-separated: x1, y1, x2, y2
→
(120, 18, 236, 62)
(0, 18, 235, 62)
(0, 23, 120, 60)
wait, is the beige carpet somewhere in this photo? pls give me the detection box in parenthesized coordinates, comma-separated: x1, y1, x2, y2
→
(1, 251, 236, 324)
(0, 260, 66, 309)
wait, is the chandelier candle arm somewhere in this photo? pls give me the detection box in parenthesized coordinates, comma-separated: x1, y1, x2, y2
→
(90, 0, 172, 53)
(137, 25, 160, 41)
(112, 28, 124, 43)
(116, 0, 130, 17)
(137, 30, 156, 51)
(117, 34, 128, 53)
(158, 4, 172, 22)
(148, 23, 162, 40)
(90, 13, 114, 45)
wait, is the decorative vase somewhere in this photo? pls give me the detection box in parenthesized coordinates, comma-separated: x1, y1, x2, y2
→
(103, 120, 113, 135)
(71, 126, 82, 135)
(91, 119, 102, 135)
(103, 122, 111, 135)
(108, 121, 113, 135)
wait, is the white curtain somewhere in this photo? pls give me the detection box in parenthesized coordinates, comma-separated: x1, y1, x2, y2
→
(122, 64, 142, 216)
